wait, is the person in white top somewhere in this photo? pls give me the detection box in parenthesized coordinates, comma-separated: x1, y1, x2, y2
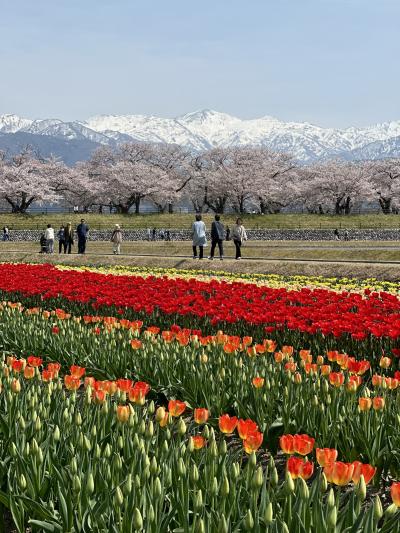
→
(44, 224, 55, 254)
(231, 218, 248, 259)
(192, 214, 207, 259)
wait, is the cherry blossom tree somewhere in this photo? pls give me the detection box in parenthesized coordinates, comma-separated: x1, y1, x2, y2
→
(368, 159, 400, 214)
(298, 160, 371, 215)
(0, 151, 67, 213)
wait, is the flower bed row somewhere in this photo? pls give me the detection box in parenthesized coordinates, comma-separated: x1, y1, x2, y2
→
(1, 263, 400, 360)
(1, 356, 400, 532)
(1, 302, 399, 479)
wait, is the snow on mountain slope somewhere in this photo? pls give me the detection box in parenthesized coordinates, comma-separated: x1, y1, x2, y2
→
(0, 114, 33, 133)
(2, 110, 400, 161)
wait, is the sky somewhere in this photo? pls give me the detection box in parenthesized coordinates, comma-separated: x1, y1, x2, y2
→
(0, 0, 399, 128)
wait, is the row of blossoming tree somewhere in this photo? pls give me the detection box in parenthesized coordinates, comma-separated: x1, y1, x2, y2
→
(0, 144, 399, 214)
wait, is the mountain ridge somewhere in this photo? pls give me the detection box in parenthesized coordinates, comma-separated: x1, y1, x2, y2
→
(1, 110, 400, 163)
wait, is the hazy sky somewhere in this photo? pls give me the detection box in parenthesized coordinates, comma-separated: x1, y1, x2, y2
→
(1, 0, 399, 127)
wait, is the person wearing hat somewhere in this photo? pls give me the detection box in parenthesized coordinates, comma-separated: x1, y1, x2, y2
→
(111, 224, 123, 255)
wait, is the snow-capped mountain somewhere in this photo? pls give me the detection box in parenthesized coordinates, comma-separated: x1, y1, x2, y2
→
(1, 109, 400, 163)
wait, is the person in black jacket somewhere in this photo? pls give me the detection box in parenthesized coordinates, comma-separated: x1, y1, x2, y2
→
(208, 214, 225, 260)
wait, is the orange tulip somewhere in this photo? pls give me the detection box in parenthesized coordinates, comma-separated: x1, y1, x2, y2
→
(280, 434, 295, 454)
(116, 405, 130, 423)
(242, 336, 253, 347)
(243, 430, 263, 454)
(358, 397, 372, 411)
(117, 379, 133, 392)
(299, 349, 311, 361)
(294, 372, 303, 384)
(159, 412, 169, 428)
(329, 372, 344, 388)
(294, 434, 315, 455)
(70, 365, 85, 378)
(324, 462, 354, 486)
(64, 375, 81, 391)
(47, 362, 61, 376)
(351, 461, 376, 485)
(23, 366, 35, 379)
(93, 389, 107, 404)
(316, 448, 338, 467)
(11, 378, 21, 393)
(168, 400, 186, 417)
(264, 339, 277, 353)
(285, 362, 297, 373)
(320, 364, 331, 376)
(130, 339, 142, 350)
(219, 414, 238, 434)
(11, 360, 24, 373)
(287, 456, 314, 480)
(391, 482, 400, 507)
(42, 369, 55, 382)
(27, 356, 43, 367)
(282, 345, 294, 355)
(194, 408, 209, 424)
(379, 356, 391, 369)
(327, 350, 338, 362)
(223, 342, 237, 354)
(237, 419, 259, 440)
(372, 374, 383, 387)
(385, 378, 399, 390)
(84, 377, 96, 389)
(316, 355, 324, 366)
(162, 331, 175, 343)
(192, 436, 206, 450)
(274, 352, 284, 363)
(252, 377, 264, 388)
(372, 397, 385, 411)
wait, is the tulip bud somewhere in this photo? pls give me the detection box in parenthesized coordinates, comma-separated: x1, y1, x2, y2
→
(177, 418, 186, 435)
(285, 470, 295, 493)
(327, 506, 337, 529)
(150, 457, 158, 475)
(327, 488, 335, 507)
(114, 486, 124, 508)
(148, 503, 155, 523)
(356, 475, 367, 501)
(264, 502, 273, 524)
(220, 476, 230, 497)
(53, 425, 60, 442)
(153, 477, 162, 498)
(155, 406, 166, 422)
(146, 421, 154, 439)
(86, 473, 94, 496)
(271, 467, 279, 487)
(132, 508, 143, 530)
(202, 426, 210, 439)
(75, 412, 82, 426)
(177, 458, 186, 477)
(194, 489, 203, 511)
(72, 474, 81, 494)
(244, 510, 254, 531)
(209, 440, 218, 457)
(299, 477, 310, 500)
(71, 457, 78, 475)
(19, 474, 27, 491)
(373, 496, 383, 519)
(19, 416, 26, 431)
(218, 514, 229, 533)
(148, 400, 155, 414)
(385, 503, 398, 517)
(194, 518, 205, 533)
(232, 462, 240, 480)
(219, 439, 227, 455)
(190, 464, 199, 483)
(320, 473, 328, 493)
(37, 448, 43, 464)
(252, 467, 263, 490)
(124, 474, 132, 495)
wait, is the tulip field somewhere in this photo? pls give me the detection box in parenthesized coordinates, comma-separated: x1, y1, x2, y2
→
(0, 263, 399, 531)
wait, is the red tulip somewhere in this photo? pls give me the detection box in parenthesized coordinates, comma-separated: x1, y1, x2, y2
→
(192, 436, 206, 450)
(252, 377, 264, 388)
(237, 419, 259, 440)
(219, 414, 238, 434)
(243, 430, 263, 454)
(316, 448, 338, 467)
(287, 456, 314, 480)
(117, 379, 133, 392)
(70, 365, 85, 378)
(27, 356, 43, 367)
(64, 375, 81, 391)
(329, 372, 344, 388)
(351, 461, 376, 485)
(280, 434, 294, 454)
(168, 400, 186, 417)
(324, 462, 354, 486)
(194, 408, 209, 424)
(391, 482, 400, 507)
(372, 397, 385, 411)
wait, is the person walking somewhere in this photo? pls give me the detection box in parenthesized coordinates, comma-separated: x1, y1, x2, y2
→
(44, 224, 55, 254)
(2, 227, 9, 241)
(147, 228, 151, 241)
(192, 214, 207, 259)
(111, 224, 123, 254)
(64, 222, 74, 254)
(152, 228, 157, 241)
(334, 228, 340, 241)
(231, 218, 248, 260)
(225, 226, 231, 241)
(209, 214, 224, 260)
(57, 225, 66, 254)
(77, 218, 89, 254)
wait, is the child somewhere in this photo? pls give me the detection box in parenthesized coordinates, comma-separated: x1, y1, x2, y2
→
(39, 233, 48, 253)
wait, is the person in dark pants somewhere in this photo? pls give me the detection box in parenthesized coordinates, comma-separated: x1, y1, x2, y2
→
(231, 218, 248, 259)
(57, 225, 66, 254)
(76, 218, 89, 254)
(208, 214, 225, 260)
(225, 226, 231, 241)
(64, 222, 74, 254)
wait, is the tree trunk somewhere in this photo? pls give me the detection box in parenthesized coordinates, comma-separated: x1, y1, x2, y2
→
(379, 197, 392, 214)
(344, 196, 352, 215)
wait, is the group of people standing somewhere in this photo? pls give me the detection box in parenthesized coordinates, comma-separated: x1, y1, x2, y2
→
(192, 215, 248, 260)
(40, 219, 90, 254)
